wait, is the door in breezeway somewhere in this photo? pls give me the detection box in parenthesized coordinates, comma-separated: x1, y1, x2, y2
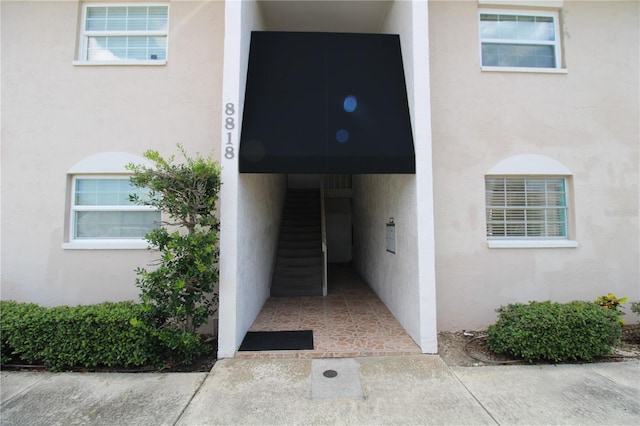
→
(325, 198, 352, 263)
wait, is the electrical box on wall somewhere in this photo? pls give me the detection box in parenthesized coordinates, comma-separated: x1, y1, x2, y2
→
(386, 218, 396, 254)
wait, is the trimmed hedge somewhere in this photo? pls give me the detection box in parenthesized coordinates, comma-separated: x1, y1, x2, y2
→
(1, 300, 163, 370)
(486, 301, 622, 363)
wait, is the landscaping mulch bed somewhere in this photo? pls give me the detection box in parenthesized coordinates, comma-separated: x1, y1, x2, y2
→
(438, 323, 640, 367)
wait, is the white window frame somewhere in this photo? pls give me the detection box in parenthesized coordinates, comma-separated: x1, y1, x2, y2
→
(64, 175, 159, 250)
(478, 9, 566, 73)
(74, 3, 169, 66)
(485, 176, 577, 248)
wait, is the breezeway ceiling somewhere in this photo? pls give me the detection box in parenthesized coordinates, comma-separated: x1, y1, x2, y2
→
(258, 0, 394, 33)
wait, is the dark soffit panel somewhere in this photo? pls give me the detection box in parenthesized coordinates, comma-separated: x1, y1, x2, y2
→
(239, 31, 415, 174)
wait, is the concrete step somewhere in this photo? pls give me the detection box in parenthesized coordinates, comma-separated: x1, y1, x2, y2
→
(270, 286, 324, 297)
(270, 276, 324, 297)
(276, 255, 323, 267)
(283, 201, 317, 209)
(278, 240, 321, 250)
(277, 248, 323, 258)
(284, 196, 318, 202)
(279, 232, 322, 241)
(270, 188, 324, 297)
(281, 220, 320, 228)
(282, 211, 319, 217)
(284, 202, 320, 209)
(274, 264, 323, 278)
(286, 189, 321, 197)
(280, 222, 320, 234)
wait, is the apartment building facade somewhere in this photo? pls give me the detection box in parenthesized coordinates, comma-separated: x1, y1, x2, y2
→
(1, 0, 638, 358)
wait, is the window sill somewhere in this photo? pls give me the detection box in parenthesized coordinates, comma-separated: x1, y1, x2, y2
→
(482, 66, 568, 74)
(63, 240, 154, 250)
(488, 240, 578, 249)
(72, 60, 167, 66)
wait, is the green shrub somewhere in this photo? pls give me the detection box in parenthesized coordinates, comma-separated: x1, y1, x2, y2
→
(1, 300, 164, 370)
(0, 301, 46, 365)
(631, 301, 640, 316)
(127, 146, 221, 364)
(486, 301, 622, 363)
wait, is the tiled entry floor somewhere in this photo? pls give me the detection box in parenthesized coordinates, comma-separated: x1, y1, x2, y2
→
(236, 265, 421, 359)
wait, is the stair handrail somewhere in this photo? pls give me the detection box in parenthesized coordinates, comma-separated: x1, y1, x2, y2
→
(320, 177, 328, 296)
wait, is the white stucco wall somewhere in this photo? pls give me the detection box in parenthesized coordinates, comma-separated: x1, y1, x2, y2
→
(429, 0, 640, 330)
(366, 0, 437, 352)
(351, 0, 423, 350)
(352, 174, 422, 343)
(405, 0, 438, 353)
(1, 1, 225, 307)
(236, 174, 286, 328)
(218, 0, 273, 358)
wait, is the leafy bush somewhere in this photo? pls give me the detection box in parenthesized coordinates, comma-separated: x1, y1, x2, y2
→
(1, 300, 164, 370)
(0, 301, 45, 365)
(595, 293, 628, 324)
(630, 301, 640, 316)
(127, 145, 221, 363)
(486, 301, 622, 363)
(595, 293, 628, 311)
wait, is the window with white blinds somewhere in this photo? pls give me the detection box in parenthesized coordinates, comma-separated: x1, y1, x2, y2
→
(479, 10, 561, 69)
(485, 177, 568, 238)
(71, 177, 160, 239)
(79, 4, 169, 63)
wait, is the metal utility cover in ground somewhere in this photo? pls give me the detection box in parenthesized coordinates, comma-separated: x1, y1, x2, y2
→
(311, 358, 364, 399)
(240, 31, 415, 174)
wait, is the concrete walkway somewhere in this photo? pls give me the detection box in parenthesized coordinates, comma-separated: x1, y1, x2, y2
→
(1, 356, 639, 425)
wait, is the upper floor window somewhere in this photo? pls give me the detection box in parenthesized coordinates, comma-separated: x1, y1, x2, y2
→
(78, 4, 169, 64)
(479, 10, 561, 70)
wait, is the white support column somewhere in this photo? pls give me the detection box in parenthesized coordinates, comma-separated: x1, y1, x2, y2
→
(412, 0, 438, 353)
(217, 0, 242, 359)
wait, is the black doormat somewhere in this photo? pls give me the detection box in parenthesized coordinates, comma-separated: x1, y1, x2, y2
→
(238, 330, 314, 351)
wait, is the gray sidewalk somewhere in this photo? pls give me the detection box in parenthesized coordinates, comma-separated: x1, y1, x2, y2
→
(1, 356, 639, 425)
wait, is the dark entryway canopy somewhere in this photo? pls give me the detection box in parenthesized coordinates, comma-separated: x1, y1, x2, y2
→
(239, 32, 415, 174)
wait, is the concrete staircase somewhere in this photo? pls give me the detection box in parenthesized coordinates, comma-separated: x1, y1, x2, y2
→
(271, 189, 324, 297)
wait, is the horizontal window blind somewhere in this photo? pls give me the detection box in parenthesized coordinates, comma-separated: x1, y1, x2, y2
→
(85, 6, 168, 32)
(72, 177, 160, 240)
(81, 4, 168, 62)
(486, 177, 568, 238)
(479, 12, 560, 68)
